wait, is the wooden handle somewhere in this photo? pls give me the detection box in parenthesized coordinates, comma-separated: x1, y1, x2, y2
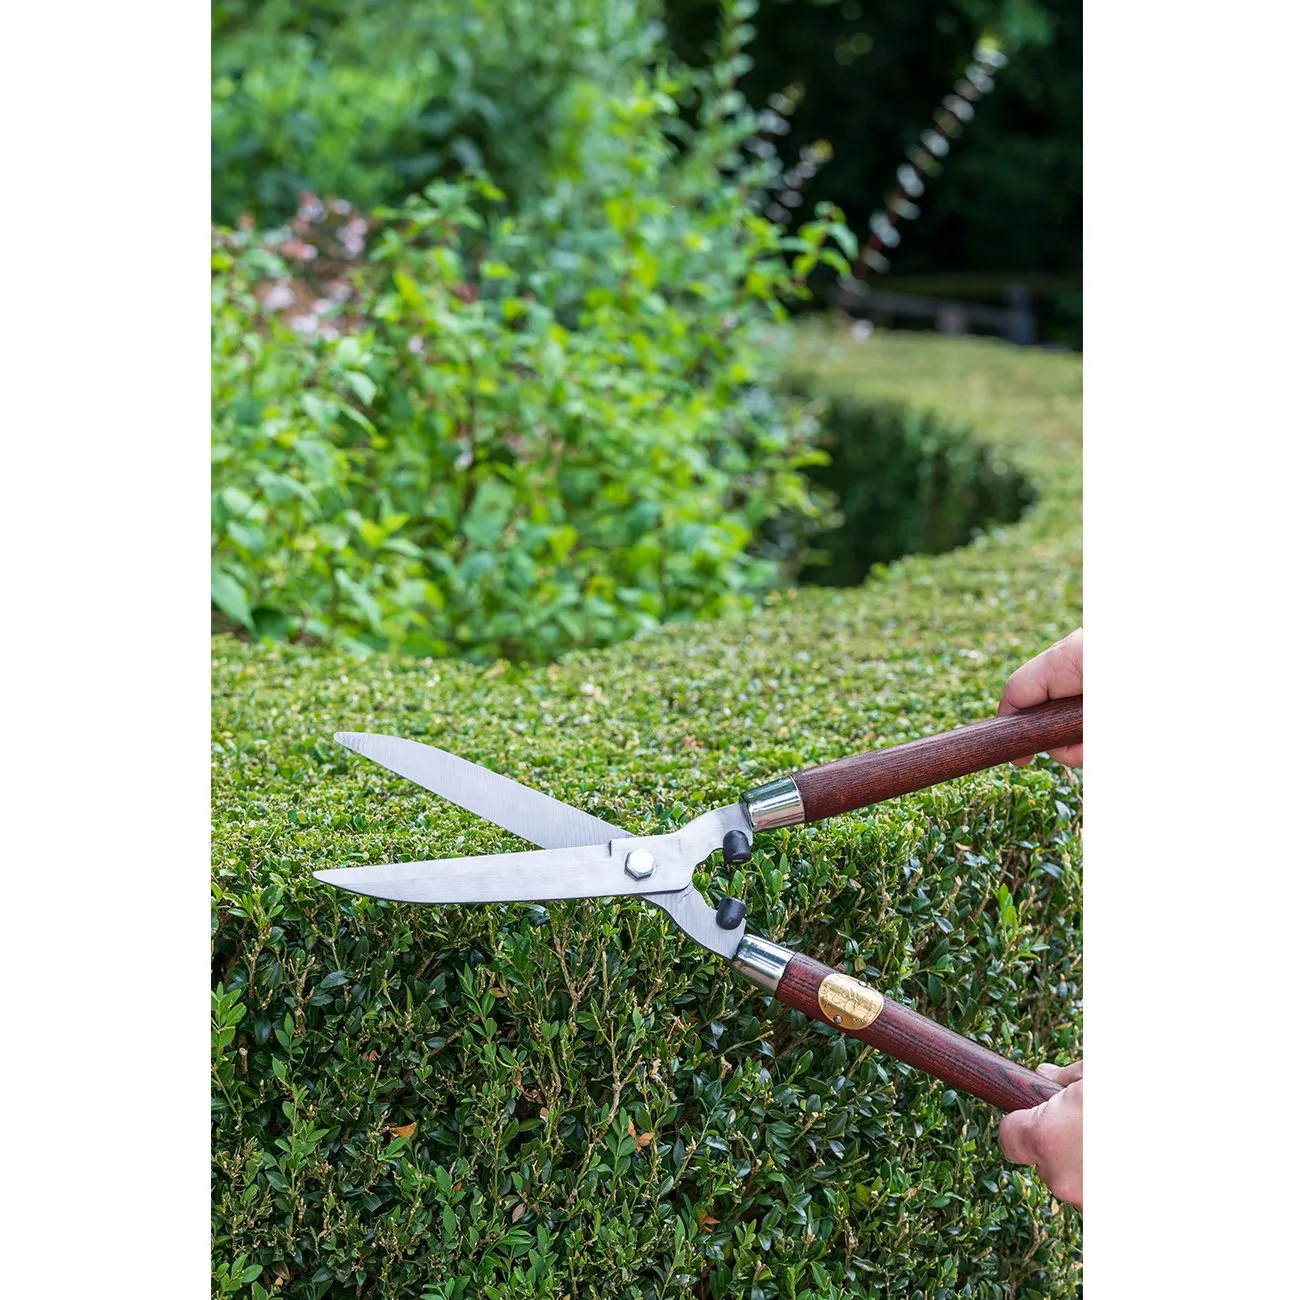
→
(793, 695, 1082, 824)
(776, 952, 1060, 1112)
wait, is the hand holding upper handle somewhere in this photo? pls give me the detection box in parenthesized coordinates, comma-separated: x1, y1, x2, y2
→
(999, 629, 1083, 767)
(787, 695, 1083, 824)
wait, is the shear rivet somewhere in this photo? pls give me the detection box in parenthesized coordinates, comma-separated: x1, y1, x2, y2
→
(624, 848, 656, 880)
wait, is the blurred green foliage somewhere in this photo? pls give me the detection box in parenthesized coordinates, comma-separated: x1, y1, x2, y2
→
(212, 329, 1083, 1298)
(213, 0, 676, 225)
(212, 2, 860, 661)
(213, 1, 1080, 291)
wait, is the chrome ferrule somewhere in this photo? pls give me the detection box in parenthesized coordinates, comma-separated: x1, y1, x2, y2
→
(730, 934, 795, 993)
(741, 775, 805, 831)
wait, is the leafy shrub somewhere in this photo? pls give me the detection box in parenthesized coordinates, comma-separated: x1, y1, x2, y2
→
(212, 329, 1083, 1297)
(212, 3, 857, 663)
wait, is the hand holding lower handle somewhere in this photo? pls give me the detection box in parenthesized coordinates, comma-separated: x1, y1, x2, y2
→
(733, 939, 1061, 1112)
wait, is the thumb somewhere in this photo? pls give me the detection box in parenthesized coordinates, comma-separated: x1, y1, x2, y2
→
(1037, 1059, 1083, 1086)
(999, 1105, 1045, 1166)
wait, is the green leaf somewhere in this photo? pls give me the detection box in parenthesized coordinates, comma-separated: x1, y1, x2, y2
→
(293, 439, 336, 481)
(547, 526, 577, 563)
(302, 393, 337, 429)
(344, 371, 377, 405)
(226, 519, 262, 552)
(220, 486, 253, 517)
(336, 570, 384, 634)
(358, 519, 388, 549)
(251, 605, 290, 641)
(339, 404, 377, 435)
(211, 565, 255, 631)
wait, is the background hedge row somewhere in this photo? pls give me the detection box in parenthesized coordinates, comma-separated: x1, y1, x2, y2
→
(212, 326, 1083, 1298)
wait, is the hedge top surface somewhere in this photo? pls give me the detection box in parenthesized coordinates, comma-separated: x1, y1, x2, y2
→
(213, 327, 1082, 1299)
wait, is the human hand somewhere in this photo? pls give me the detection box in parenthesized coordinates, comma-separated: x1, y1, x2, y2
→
(998, 1060, 1083, 1208)
(998, 628, 1083, 765)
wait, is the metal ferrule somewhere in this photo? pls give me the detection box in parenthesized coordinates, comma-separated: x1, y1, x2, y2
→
(730, 934, 795, 993)
(741, 775, 805, 831)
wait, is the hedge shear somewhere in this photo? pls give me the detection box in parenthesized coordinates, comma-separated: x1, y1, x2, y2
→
(316, 695, 1082, 1113)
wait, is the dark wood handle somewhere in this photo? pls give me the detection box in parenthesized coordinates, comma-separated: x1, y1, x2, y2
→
(776, 952, 1060, 1112)
(793, 695, 1082, 823)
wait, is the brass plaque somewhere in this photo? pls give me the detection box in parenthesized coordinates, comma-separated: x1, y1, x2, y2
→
(817, 973, 884, 1031)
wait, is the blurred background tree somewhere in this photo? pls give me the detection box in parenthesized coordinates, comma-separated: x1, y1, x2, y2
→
(214, 0, 1081, 344)
(666, 0, 1081, 343)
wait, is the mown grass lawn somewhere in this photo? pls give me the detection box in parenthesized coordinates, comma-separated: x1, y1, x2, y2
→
(213, 325, 1082, 1299)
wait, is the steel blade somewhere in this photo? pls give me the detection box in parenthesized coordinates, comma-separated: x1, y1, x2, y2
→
(325, 733, 750, 958)
(313, 834, 695, 904)
(309, 807, 733, 905)
(335, 732, 623, 849)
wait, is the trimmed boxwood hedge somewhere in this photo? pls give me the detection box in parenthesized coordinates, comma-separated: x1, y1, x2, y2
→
(793, 393, 1036, 588)
(212, 325, 1083, 1299)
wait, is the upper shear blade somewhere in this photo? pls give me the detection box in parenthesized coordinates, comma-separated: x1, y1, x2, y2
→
(333, 732, 623, 850)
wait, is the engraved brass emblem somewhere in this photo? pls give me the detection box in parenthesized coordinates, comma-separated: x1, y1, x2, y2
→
(817, 973, 884, 1030)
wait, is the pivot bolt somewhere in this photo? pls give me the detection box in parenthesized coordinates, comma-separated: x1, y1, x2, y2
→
(624, 848, 656, 880)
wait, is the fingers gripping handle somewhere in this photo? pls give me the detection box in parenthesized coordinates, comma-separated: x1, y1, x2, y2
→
(772, 952, 1060, 1112)
(790, 695, 1083, 824)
